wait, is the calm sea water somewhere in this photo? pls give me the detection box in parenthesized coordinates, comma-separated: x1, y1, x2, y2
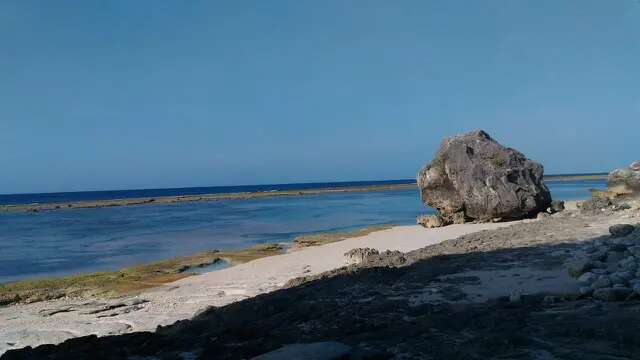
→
(0, 179, 605, 283)
(0, 180, 415, 206)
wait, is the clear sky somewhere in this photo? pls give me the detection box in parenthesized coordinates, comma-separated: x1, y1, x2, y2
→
(1, 1, 639, 194)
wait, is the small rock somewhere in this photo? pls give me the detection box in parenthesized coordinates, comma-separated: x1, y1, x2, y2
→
(610, 224, 636, 238)
(550, 200, 565, 213)
(416, 214, 446, 228)
(537, 212, 550, 220)
(565, 258, 592, 278)
(618, 257, 638, 272)
(577, 272, 597, 286)
(609, 243, 629, 252)
(344, 248, 379, 265)
(628, 246, 640, 257)
(588, 252, 607, 262)
(610, 274, 628, 286)
(592, 276, 612, 289)
(614, 270, 635, 282)
(578, 197, 612, 211)
(606, 251, 627, 270)
(594, 239, 609, 247)
(611, 203, 632, 212)
(579, 286, 594, 296)
(593, 287, 633, 301)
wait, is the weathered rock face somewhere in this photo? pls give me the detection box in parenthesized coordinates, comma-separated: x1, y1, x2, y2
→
(417, 130, 552, 223)
(608, 161, 640, 197)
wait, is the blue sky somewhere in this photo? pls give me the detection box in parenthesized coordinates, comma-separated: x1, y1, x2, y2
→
(1, 1, 639, 194)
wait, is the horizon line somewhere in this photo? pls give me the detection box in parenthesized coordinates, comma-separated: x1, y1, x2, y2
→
(0, 172, 609, 197)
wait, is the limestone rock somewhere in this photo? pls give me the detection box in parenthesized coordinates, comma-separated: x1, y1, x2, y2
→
(344, 248, 379, 265)
(578, 197, 612, 212)
(417, 130, 551, 223)
(608, 161, 640, 197)
(537, 212, 550, 220)
(550, 200, 565, 213)
(416, 214, 445, 228)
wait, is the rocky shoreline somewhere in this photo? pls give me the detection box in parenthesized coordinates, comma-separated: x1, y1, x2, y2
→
(3, 198, 639, 359)
(1, 129, 631, 358)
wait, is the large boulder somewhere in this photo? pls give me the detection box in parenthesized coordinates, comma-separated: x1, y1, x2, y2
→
(417, 130, 552, 223)
(608, 161, 640, 197)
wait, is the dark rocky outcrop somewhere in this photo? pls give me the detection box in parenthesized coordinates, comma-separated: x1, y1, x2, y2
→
(609, 224, 636, 238)
(608, 161, 640, 197)
(417, 130, 551, 223)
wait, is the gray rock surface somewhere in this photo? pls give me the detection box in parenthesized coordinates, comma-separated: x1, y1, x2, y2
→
(417, 130, 551, 223)
(608, 161, 640, 196)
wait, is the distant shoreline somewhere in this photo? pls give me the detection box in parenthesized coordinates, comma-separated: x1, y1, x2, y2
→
(0, 184, 418, 213)
(0, 174, 607, 213)
(543, 174, 607, 182)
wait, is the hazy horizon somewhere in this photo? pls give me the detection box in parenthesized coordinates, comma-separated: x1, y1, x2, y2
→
(2, 1, 639, 194)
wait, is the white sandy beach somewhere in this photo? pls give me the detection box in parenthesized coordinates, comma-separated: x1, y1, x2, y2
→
(0, 221, 513, 354)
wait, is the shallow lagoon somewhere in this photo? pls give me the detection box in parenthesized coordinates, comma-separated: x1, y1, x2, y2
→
(0, 180, 604, 283)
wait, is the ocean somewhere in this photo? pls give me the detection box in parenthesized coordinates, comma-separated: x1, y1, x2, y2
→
(0, 179, 605, 283)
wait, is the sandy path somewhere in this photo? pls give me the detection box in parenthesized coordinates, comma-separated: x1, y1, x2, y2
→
(0, 222, 510, 354)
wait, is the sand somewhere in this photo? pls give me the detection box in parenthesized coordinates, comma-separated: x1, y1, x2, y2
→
(0, 221, 512, 354)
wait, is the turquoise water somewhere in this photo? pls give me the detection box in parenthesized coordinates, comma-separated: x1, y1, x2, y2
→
(0, 180, 604, 283)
